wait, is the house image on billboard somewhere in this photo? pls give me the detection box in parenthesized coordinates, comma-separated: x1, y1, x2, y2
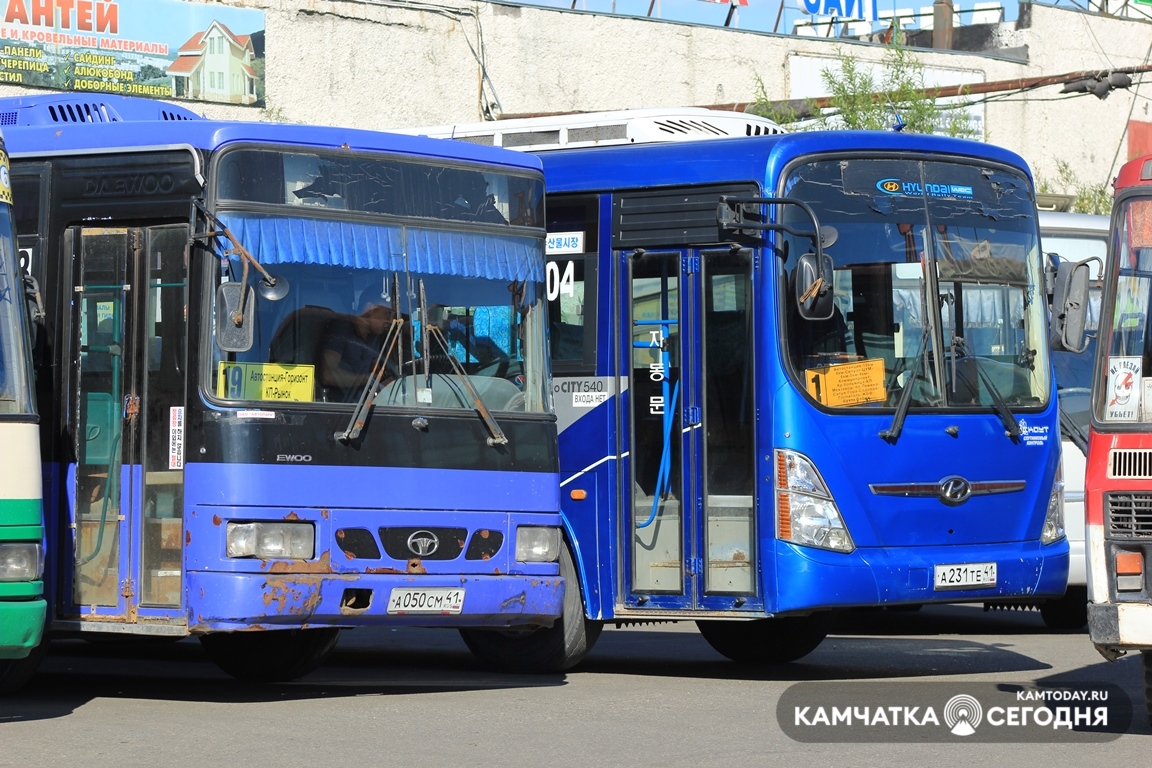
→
(167, 20, 258, 104)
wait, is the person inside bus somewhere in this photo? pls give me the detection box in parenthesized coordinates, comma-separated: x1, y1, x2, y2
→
(319, 298, 397, 399)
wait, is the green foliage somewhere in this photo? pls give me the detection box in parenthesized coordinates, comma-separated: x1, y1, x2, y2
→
(750, 33, 978, 138)
(1036, 160, 1111, 215)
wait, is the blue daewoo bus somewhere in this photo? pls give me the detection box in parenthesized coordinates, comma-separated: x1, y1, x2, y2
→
(416, 120, 1072, 670)
(0, 94, 563, 681)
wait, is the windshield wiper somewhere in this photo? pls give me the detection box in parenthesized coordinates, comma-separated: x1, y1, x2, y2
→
(951, 337, 1021, 442)
(880, 325, 931, 444)
(335, 273, 405, 444)
(419, 279, 509, 447)
(334, 316, 406, 444)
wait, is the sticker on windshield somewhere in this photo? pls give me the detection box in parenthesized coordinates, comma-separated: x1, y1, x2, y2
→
(1105, 356, 1142, 421)
(875, 178, 974, 200)
(806, 358, 885, 407)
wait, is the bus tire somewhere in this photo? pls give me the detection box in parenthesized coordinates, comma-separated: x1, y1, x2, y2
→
(0, 640, 46, 696)
(696, 614, 830, 664)
(1143, 650, 1152, 726)
(459, 544, 602, 674)
(1039, 586, 1088, 630)
(199, 627, 341, 682)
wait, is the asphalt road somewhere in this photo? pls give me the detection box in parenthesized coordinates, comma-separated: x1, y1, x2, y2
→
(0, 604, 1148, 767)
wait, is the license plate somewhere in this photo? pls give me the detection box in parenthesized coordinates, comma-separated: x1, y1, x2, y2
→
(386, 587, 465, 614)
(933, 562, 997, 590)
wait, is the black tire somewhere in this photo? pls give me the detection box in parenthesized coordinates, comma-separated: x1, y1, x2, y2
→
(697, 614, 830, 664)
(0, 640, 46, 696)
(460, 544, 602, 673)
(1143, 650, 1152, 727)
(1039, 586, 1088, 630)
(199, 627, 341, 682)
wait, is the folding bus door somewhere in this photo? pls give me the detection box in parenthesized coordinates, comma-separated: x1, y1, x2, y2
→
(623, 248, 759, 611)
(67, 225, 187, 622)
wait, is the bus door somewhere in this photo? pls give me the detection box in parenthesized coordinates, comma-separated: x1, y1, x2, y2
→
(624, 248, 758, 611)
(67, 225, 188, 621)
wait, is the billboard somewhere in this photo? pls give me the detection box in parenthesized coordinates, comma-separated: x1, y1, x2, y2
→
(0, 0, 265, 106)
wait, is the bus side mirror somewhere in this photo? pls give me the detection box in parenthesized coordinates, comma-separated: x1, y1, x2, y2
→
(216, 282, 255, 353)
(1050, 259, 1091, 353)
(795, 251, 835, 321)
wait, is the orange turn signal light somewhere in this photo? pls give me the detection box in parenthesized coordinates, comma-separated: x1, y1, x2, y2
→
(569, 489, 587, 501)
(1116, 551, 1144, 576)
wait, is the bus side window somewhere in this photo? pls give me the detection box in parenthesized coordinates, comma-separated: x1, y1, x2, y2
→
(547, 255, 596, 373)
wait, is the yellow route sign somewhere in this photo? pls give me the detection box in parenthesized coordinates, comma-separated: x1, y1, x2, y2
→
(806, 358, 886, 407)
(217, 362, 315, 402)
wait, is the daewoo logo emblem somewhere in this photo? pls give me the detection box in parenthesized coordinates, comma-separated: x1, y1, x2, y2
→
(938, 476, 973, 506)
(407, 530, 440, 556)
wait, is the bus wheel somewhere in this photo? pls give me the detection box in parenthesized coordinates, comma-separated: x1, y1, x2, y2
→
(0, 640, 46, 695)
(1039, 586, 1088, 630)
(459, 544, 602, 674)
(199, 627, 341, 682)
(696, 614, 830, 664)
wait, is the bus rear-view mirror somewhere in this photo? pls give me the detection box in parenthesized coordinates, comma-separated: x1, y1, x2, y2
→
(795, 251, 835, 322)
(216, 282, 255, 353)
(1050, 258, 1093, 353)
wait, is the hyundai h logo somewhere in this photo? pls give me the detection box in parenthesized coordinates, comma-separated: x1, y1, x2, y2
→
(938, 476, 973, 506)
(870, 478, 1024, 504)
(406, 530, 440, 556)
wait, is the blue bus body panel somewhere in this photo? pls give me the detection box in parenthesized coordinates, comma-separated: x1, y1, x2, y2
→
(180, 463, 563, 630)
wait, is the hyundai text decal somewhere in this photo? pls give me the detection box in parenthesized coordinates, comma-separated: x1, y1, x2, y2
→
(876, 178, 974, 199)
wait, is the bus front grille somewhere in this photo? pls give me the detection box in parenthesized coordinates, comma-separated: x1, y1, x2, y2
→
(1109, 449, 1152, 479)
(1105, 493, 1152, 538)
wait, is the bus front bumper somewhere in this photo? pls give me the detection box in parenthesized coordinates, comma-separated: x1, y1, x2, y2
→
(774, 540, 1069, 613)
(1089, 602, 1152, 652)
(186, 571, 564, 632)
(0, 597, 46, 659)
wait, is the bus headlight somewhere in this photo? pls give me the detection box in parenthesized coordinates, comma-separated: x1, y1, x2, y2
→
(776, 449, 855, 553)
(0, 543, 44, 581)
(1041, 465, 1066, 545)
(226, 522, 315, 560)
(515, 526, 561, 562)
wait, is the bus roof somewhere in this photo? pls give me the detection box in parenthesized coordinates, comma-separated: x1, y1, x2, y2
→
(0, 109, 543, 174)
(539, 131, 1032, 194)
(1115, 154, 1152, 192)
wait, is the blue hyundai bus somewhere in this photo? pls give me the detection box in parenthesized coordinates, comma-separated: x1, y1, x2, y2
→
(0, 94, 563, 681)
(416, 119, 1071, 669)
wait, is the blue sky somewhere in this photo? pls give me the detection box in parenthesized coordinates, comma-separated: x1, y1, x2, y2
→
(86, 0, 264, 50)
(519, 0, 1025, 35)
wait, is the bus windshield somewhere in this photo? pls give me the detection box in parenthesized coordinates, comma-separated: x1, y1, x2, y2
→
(1098, 196, 1152, 424)
(208, 147, 549, 414)
(780, 157, 1049, 412)
(0, 201, 32, 417)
